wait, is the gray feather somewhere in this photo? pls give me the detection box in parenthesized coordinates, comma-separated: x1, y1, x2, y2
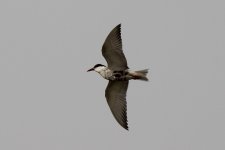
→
(105, 80, 129, 130)
(102, 24, 129, 71)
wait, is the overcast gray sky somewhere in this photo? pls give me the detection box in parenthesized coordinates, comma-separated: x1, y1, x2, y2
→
(0, 0, 225, 149)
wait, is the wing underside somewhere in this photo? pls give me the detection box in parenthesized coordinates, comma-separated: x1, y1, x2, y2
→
(105, 80, 129, 130)
(102, 24, 129, 71)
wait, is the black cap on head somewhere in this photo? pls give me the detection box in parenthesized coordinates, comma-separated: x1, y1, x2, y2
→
(94, 64, 105, 68)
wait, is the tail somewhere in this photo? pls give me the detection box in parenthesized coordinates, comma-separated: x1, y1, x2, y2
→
(129, 69, 149, 81)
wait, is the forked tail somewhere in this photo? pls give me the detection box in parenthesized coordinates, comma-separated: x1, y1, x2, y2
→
(129, 69, 149, 81)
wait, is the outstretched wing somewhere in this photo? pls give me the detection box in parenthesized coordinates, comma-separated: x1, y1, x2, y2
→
(105, 80, 129, 130)
(102, 24, 129, 71)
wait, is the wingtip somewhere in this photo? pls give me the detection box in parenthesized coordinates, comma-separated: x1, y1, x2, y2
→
(122, 122, 129, 131)
(121, 125, 129, 131)
(116, 23, 121, 28)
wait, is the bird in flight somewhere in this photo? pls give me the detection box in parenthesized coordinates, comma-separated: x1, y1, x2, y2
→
(87, 24, 148, 130)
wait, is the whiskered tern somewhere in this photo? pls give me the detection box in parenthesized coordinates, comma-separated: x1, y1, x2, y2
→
(87, 24, 148, 130)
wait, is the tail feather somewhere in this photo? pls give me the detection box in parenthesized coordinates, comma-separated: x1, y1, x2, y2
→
(129, 69, 149, 81)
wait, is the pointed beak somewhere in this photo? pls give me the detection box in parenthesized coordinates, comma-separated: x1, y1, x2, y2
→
(87, 68, 94, 72)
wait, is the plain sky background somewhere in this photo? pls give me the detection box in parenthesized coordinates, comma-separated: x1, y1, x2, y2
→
(0, 0, 225, 149)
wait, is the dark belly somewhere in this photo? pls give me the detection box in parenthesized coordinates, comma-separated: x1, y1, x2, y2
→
(110, 71, 132, 81)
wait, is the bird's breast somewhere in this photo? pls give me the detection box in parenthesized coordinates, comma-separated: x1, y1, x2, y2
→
(99, 69, 113, 80)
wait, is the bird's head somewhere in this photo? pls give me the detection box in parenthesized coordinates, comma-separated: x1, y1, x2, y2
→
(87, 64, 106, 73)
